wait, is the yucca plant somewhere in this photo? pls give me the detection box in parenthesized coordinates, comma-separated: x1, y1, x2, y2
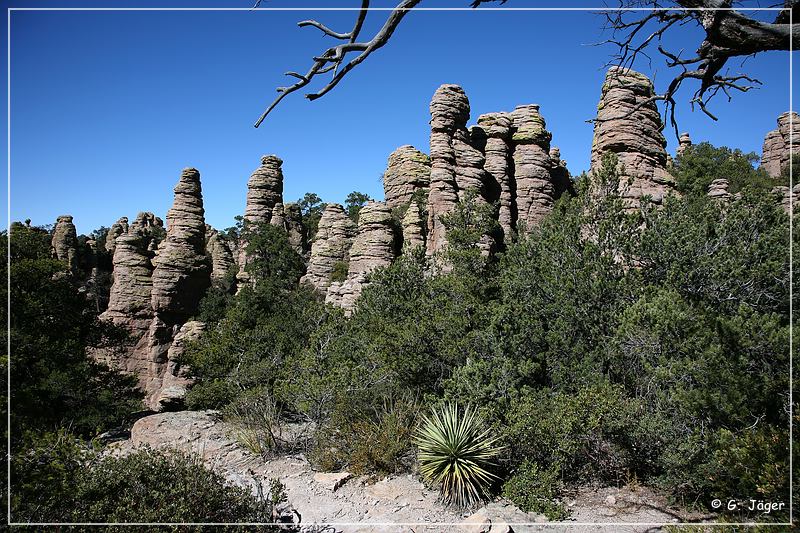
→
(414, 402, 504, 508)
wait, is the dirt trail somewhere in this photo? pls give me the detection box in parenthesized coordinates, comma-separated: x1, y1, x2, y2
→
(112, 411, 704, 532)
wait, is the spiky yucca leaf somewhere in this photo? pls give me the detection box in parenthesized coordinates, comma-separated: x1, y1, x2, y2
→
(414, 403, 503, 508)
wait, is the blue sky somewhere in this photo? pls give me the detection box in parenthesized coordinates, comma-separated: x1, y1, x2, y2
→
(3, 0, 797, 234)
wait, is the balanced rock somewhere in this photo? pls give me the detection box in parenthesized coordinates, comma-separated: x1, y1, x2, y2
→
(51, 215, 79, 273)
(591, 67, 674, 206)
(383, 145, 431, 210)
(761, 111, 800, 177)
(151, 168, 211, 319)
(511, 104, 557, 229)
(301, 204, 356, 293)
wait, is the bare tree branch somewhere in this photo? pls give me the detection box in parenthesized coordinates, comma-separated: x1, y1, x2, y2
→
(253, 0, 421, 128)
(253, 0, 798, 131)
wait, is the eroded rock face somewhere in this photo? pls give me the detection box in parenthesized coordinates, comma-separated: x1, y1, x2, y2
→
(773, 184, 800, 215)
(268, 202, 307, 255)
(761, 111, 800, 178)
(427, 84, 470, 256)
(511, 104, 557, 229)
(591, 67, 674, 206)
(206, 226, 236, 281)
(51, 215, 79, 273)
(326, 202, 396, 311)
(383, 145, 431, 210)
(476, 113, 514, 240)
(707, 178, 731, 202)
(107, 217, 129, 255)
(98, 171, 209, 411)
(151, 168, 210, 320)
(402, 200, 426, 251)
(301, 204, 356, 293)
(103, 233, 155, 321)
(156, 320, 206, 411)
(243, 155, 285, 227)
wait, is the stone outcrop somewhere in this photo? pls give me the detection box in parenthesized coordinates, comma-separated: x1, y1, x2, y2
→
(155, 320, 206, 410)
(326, 202, 395, 311)
(151, 168, 210, 319)
(98, 169, 209, 410)
(269, 202, 306, 255)
(206, 226, 236, 281)
(707, 178, 731, 202)
(51, 215, 79, 273)
(511, 104, 558, 229)
(677, 132, 692, 158)
(402, 201, 426, 251)
(107, 216, 129, 255)
(243, 155, 285, 227)
(301, 204, 356, 293)
(426, 84, 470, 255)
(476, 112, 514, 240)
(761, 111, 799, 178)
(591, 67, 674, 206)
(383, 145, 431, 210)
(773, 183, 800, 215)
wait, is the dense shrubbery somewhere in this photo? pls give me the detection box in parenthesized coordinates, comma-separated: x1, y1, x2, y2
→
(185, 147, 790, 520)
(8, 222, 284, 526)
(11, 430, 283, 528)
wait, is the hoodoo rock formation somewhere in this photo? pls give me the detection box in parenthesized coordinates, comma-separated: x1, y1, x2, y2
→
(269, 202, 307, 255)
(243, 155, 285, 227)
(677, 133, 692, 158)
(426, 84, 470, 256)
(326, 201, 396, 311)
(475, 112, 514, 239)
(51, 215, 79, 274)
(98, 170, 210, 411)
(761, 111, 799, 178)
(591, 67, 674, 206)
(402, 201, 426, 251)
(383, 146, 431, 210)
(151, 168, 210, 319)
(107, 216, 129, 255)
(707, 178, 731, 202)
(206, 226, 236, 281)
(301, 204, 357, 293)
(511, 104, 558, 229)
